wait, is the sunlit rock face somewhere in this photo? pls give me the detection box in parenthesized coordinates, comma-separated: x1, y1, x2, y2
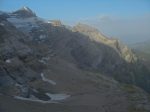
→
(49, 20, 62, 26)
(73, 23, 137, 63)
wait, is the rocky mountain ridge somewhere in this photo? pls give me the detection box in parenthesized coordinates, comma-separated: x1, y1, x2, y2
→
(0, 7, 150, 112)
(12, 6, 36, 18)
(73, 23, 137, 63)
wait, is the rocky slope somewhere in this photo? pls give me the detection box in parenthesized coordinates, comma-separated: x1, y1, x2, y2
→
(73, 23, 137, 63)
(0, 7, 150, 112)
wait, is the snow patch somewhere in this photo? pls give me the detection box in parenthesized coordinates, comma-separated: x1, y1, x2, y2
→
(39, 57, 50, 64)
(39, 59, 46, 64)
(32, 89, 38, 93)
(7, 17, 39, 32)
(23, 6, 28, 11)
(5, 59, 11, 63)
(14, 87, 70, 103)
(15, 83, 22, 87)
(41, 73, 56, 85)
(39, 35, 46, 39)
(46, 93, 70, 101)
(14, 92, 70, 103)
(14, 96, 57, 103)
(47, 21, 52, 23)
(0, 23, 4, 26)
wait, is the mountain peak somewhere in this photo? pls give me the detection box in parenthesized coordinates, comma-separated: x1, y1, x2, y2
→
(73, 23, 99, 33)
(13, 6, 36, 18)
(21, 6, 31, 11)
(49, 20, 62, 26)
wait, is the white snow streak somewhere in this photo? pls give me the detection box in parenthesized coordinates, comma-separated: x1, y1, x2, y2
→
(46, 93, 70, 101)
(41, 73, 56, 85)
(14, 96, 57, 103)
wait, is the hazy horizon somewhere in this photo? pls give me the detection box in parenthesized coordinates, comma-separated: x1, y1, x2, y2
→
(0, 0, 150, 44)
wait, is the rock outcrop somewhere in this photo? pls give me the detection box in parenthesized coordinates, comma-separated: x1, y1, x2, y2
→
(73, 23, 137, 63)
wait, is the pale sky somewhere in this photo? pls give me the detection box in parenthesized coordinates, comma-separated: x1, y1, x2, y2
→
(0, 0, 150, 44)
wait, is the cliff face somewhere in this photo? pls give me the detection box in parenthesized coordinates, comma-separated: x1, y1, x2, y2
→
(73, 23, 137, 63)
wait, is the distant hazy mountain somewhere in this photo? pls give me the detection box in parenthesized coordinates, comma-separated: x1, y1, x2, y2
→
(131, 40, 150, 70)
(80, 15, 150, 44)
(0, 7, 150, 112)
(132, 40, 150, 55)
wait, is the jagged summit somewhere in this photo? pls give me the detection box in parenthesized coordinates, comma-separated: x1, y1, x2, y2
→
(73, 23, 100, 33)
(73, 23, 108, 42)
(12, 6, 36, 18)
(49, 20, 62, 26)
(20, 6, 32, 12)
(73, 23, 137, 63)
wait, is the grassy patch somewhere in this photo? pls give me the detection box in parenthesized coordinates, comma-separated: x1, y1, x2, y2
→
(128, 106, 148, 112)
(122, 84, 137, 93)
